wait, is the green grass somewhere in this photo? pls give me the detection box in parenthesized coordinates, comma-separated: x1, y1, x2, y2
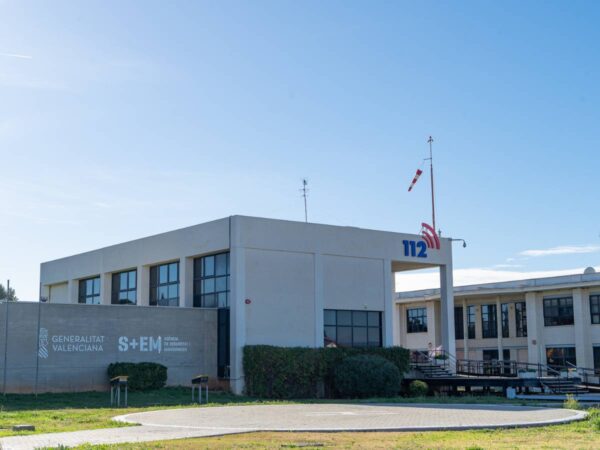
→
(0, 389, 552, 438)
(64, 408, 600, 449)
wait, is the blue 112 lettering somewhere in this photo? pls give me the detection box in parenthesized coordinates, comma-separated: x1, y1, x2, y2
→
(403, 240, 427, 258)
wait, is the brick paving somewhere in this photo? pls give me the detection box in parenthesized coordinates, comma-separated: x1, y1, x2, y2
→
(0, 403, 586, 450)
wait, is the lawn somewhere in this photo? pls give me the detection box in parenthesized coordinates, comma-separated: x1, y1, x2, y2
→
(0, 389, 541, 438)
(0, 388, 255, 437)
(66, 409, 600, 449)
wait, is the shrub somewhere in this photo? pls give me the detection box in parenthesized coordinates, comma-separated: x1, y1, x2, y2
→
(408, 380, 429, 397)
(563, 394, 580, 410)
(333, 354, 401, 398)
(107, 362, 167, 391)
(243, 345, 409, 399)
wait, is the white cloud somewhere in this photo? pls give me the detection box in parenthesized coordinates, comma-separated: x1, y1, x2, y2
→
(519, 245, 600, 257)
(396, 266, 600, 292)
(0, 52, 32, 59)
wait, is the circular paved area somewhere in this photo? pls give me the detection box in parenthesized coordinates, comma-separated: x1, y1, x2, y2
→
(116, 403, 586, 432)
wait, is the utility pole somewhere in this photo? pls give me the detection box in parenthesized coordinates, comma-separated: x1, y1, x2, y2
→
(300, 179, 309, 223)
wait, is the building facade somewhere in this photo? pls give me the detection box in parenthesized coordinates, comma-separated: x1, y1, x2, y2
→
(396, 269, 600, 371)
(40, 216, 455, 394)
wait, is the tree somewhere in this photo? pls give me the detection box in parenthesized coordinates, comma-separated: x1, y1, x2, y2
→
(0, 283, 18, 301)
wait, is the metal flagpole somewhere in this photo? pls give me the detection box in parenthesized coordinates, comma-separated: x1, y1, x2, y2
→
(427, 136, 436, 232)
(301, 179, 308, 223)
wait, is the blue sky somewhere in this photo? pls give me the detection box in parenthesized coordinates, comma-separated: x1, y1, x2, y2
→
(1, 1, 599, 300)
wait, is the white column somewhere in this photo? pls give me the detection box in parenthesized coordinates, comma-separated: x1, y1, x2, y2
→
(462, 298, 468, 358)
(180, 257, 194, 308)
(439, 263, 456, 358)
(229, 217, 246, 395)
(383, 259, 394, 347)
(525, 292, 541, 365)
(496, 296, 503, 358)
(391, 275, 400, 346)
(314, 253, 324, 347)
(67, 279, 78, 304)
(573, 288, 592, 368)
(100, 273, 111, 305)
(137, 265, 150, 306)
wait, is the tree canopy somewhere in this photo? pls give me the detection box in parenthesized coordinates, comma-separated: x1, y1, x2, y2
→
(0, 283, 18, 301)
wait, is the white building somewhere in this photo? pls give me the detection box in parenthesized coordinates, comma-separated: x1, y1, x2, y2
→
(396, 268, 600, 372)
(40, 215, 456, 394)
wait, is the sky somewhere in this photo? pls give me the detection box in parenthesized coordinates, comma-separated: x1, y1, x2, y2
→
(1, 0, 600, 301)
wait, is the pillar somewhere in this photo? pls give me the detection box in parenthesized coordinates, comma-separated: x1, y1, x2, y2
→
(180, 257, 194, 308)
(100, 273, 111, 305)
(314, 253, 324, 347)
(229, 217, 246, 395)
(67, 279, 78, 304)
(496, 296, 503, 358)
(525, 292, 541, 365)
(137, 265, 150, 306)
(383, 259, 394, 347)
(573, 288, 592, 368)
(439, 263, 456, 359)
(462, 298, 468, 358)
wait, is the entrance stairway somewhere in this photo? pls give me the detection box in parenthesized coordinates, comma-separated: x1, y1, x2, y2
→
(541, 377, 587, 395)
(413, 364, 453, 378)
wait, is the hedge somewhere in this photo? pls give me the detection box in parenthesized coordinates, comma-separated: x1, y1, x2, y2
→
(243, 345, 409, 399)
(107, 362, 167, 391)
(334, 354, 401, 398)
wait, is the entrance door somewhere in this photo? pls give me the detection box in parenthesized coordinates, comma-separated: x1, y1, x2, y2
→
(483, 349, 499, 375)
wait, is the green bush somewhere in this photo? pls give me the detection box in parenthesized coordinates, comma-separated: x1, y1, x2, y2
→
(333, 354, 401, 398)
(408, 379, 429, 397)
(243, 345, 409, 399)
(107, 362, 167, 391)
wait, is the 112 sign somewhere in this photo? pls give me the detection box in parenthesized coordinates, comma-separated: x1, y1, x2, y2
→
(402, 240, 427, 258)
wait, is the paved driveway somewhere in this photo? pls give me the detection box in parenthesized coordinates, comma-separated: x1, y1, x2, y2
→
(0, 403, 587, 450)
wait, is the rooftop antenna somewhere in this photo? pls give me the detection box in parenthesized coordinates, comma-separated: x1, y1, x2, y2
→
(300, 178, 309, 222)
(425, 136, 437, 233)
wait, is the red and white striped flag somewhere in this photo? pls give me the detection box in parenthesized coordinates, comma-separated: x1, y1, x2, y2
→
(407, 168, 423, 192)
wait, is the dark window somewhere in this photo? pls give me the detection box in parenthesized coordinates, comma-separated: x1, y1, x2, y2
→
(217, 308, 230, 378)
(454, 306, 464, 340)
(590, 295, 600, 324)
(324, 309, 381, 348)
(594, 347, 600, 373)
(78, 277, 100, 304)
(481, 304, 497, 338)
(546, 347, 576, 370)
(406, 307, 427, 333)
(111, 270, 137, 305)
(501, 303, 509, 338)
(150, 262, 179, 307)
(515, 302, 527, 337)
(467, 305, 476, 339)
(193, 252, 229, 308)
(543, 296, 574, 326)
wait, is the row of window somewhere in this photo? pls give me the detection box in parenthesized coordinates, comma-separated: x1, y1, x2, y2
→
(470, 347, 600, 372)
(407, 295, 600, 339)
(406, 303, 528, 339)
(78, 252, 230, 308)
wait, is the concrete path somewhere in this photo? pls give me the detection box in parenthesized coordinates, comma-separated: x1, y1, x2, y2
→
(0, 403, 587, 450)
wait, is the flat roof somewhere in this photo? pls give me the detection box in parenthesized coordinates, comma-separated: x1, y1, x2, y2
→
(396, 270, 600, 301)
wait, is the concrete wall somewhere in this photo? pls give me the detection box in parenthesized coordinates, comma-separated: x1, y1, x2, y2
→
(0, 302, 217, 393)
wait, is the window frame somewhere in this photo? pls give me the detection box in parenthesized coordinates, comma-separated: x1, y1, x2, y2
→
(454, 306, 464, 340)
(193, 252, 230, 308)
(149, 261, 180, 307)
(467, 305, 476, 339)
(78, 277, 101, 305)
(481, 304, 498, 339)
(543, 296, 574, 326)
(501, 303, 509, 338)
(590, 294, 600, 325)
(406, 307, 428, 333)
(546, 346, 576, 369)
(515, 301, 528, 337)
(324, 309, 382, 348)
(111, 269, 137, 305)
